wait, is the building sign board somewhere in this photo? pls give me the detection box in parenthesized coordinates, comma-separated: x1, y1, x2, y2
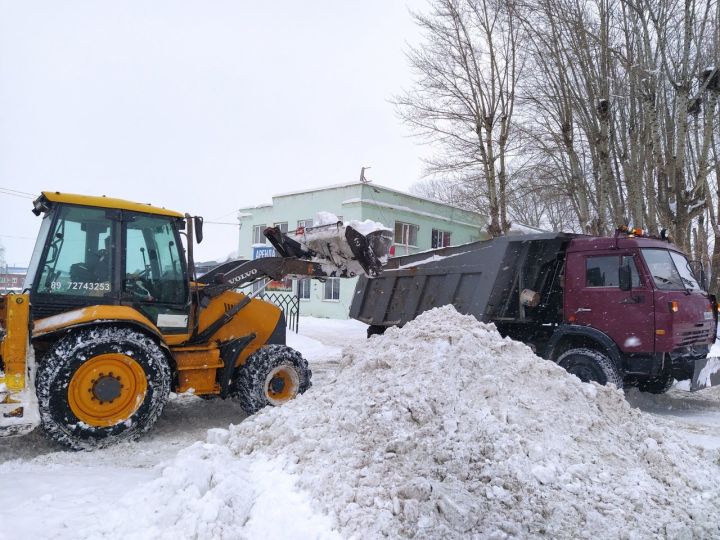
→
(252, 246, 292, 292)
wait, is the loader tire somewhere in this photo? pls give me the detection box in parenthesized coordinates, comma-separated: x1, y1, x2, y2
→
(557, 347, 624, 390)
(36, 325, 171, 450)
(232, 345, 311, 415)
(638, 371, 674, 394)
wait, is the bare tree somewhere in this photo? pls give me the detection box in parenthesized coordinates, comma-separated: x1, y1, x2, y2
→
(401, 0, 719, 289)
(396, 0, 524, 236)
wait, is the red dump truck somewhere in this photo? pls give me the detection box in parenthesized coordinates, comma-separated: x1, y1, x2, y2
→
(351, 229, 719, 392)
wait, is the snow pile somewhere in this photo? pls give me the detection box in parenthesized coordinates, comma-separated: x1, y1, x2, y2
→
(312, 211, 392, 237)
(224, 306, 720, 538)
(77, 435, 339, 540)
(315, 211, 343, 226)
(80, 307, 720, 538)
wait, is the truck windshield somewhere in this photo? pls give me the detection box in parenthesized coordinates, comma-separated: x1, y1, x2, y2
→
(641, 249, 700, 291)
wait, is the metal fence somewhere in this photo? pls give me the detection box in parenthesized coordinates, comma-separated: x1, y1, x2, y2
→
(260, 292, 300, 333)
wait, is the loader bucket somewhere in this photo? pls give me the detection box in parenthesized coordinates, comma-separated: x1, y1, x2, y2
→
(264, 222, 393, 278)
(690, 356, 720, 391)
(0, 294, 40, 437)
(345, 226, 393, 277)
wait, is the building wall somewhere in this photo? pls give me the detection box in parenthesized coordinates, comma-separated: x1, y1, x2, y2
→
(237, 183, 488, 319)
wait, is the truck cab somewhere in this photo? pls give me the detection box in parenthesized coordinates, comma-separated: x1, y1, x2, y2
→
(562, 235, 716, 387)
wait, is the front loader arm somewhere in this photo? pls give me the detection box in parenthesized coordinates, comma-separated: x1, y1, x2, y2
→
(198, 222, 393, 301)
(198, 257, 347, 300)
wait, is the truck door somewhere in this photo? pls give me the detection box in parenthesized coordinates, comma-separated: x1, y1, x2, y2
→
(565, 252, 655, 354)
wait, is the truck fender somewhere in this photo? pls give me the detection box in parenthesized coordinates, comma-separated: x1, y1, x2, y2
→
(544, 325, 623, 371)
(32, 305, 166, 346)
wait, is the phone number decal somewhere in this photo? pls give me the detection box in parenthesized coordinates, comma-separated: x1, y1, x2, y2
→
(51, 282, 111, 291)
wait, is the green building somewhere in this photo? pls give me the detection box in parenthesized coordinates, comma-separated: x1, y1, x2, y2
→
(237, 182, 488, 319)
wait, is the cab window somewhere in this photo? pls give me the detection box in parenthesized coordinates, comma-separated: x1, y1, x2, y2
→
(36, 206, 113, 297)
(586, 255, 640, 288)
(124, 215, 187, 304)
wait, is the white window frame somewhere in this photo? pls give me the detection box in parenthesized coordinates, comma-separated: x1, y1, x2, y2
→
(297, 219, 313, 231)
(274, 221, 288, 234)
(394, 221, 419, 247)
(252, 224, 267, 244)
(297, 278, 311, 300)
(431, 229, 452, 248)
(323, 277, 340, 301)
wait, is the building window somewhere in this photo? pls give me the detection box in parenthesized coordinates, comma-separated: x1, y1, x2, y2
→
(297, 219, 313, 232)
(252, 224, 267, 244)
(297, 278, 311, 299)
(274, 222, 288, 234)
(323, 278, 340, 301)
(432, 229, 452, 248)
(394, 221, 418, 246)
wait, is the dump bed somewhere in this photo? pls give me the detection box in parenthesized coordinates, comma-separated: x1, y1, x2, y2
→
(350, 233, 577, 327)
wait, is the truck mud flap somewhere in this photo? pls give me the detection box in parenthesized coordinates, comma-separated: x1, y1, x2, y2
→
(690, 356, 720, 391)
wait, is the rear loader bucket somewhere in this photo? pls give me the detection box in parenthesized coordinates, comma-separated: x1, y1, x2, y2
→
(0, 293, 40, 437)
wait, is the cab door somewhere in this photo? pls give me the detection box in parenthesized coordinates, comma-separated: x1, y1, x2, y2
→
(564, 252, 655, 354)
(121, 212, 190, 334)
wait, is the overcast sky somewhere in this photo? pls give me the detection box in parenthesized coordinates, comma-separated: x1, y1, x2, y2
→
(0, 1, 427, 266)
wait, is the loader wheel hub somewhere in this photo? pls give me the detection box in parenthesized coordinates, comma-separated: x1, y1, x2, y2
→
(264, 365, 299, 405)
(92, 375, 122, 402)
(68, 353, 148, 427)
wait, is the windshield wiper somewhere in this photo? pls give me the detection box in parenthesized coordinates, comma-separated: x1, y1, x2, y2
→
(653, 274, 686, 290)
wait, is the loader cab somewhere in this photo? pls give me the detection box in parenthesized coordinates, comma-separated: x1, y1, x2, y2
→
(26, 193, 190, 331)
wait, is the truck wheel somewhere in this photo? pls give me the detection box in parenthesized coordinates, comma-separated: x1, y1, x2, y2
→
(638, 371, 674, 394)
(367, 325, 386, 339)
(36, 325, 171, 450)
(557, 348, 624, 389)
(232, 345, 311, 415)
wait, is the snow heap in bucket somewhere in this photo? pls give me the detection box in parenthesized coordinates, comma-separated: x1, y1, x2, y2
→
(296, 212, 392, 277)
(83, 306, 720, 539)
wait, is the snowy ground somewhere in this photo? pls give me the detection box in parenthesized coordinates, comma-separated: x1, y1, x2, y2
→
(1, 316, 719, 539)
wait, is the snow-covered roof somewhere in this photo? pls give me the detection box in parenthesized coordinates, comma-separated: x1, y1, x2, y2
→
(239, 181, 486, 221)
(342, 198, 482, 228)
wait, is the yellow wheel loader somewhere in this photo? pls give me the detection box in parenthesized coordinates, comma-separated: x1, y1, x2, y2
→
(0, 192, 392, 449)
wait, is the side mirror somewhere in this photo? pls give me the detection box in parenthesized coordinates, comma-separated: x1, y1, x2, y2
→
(700, 268, 707, 291)
(619, 264, 632, 291)
(194, 216, 204, 244)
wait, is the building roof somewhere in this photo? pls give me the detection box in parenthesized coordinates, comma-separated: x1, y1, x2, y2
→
(241, 181, 486, 220)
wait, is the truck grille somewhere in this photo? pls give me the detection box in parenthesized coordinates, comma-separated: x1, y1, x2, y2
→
(678, 328, 712, 346)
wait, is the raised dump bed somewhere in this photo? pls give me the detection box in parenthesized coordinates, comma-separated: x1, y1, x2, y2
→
(351, 233, 575, 329)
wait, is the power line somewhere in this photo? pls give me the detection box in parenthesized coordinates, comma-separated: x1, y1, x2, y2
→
(0, 189, 34, 200)
(0, 234, 35, 240)
(204, 221, 240, 226)
(0, 187, 35, 197)
(210, 209, 241, 221)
